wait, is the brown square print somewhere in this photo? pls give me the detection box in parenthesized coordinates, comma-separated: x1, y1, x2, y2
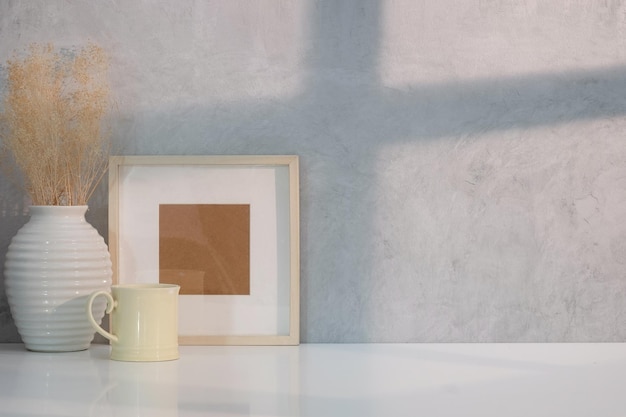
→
(159, 204, 250, 295)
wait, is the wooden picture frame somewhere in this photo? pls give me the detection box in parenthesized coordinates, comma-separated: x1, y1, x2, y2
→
(108, 155, 300, 345)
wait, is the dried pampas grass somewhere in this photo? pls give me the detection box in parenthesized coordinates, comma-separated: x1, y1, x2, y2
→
(0, 42, 111, 205)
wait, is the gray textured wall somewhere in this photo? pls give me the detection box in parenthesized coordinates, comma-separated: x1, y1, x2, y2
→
(1, 0, 626, 343)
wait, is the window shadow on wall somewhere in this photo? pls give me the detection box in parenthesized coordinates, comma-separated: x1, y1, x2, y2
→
(1, 0, 626, 343)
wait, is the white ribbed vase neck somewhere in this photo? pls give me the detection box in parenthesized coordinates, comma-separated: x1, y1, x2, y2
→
(28, 205, 88, 220)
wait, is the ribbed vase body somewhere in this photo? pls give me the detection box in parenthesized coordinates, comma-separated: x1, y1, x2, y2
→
(4, 206, 112, 352)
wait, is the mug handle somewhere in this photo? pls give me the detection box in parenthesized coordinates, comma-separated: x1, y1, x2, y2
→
(86, 291, 119, 343)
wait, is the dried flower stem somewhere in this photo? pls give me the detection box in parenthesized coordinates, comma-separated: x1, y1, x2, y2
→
(1, 43, 111, 205)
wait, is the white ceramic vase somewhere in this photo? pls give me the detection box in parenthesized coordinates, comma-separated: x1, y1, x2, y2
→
(4, 205, 112, 352)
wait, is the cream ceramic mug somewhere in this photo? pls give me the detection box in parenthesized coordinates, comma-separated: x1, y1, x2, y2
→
(86, 284, 180, 362)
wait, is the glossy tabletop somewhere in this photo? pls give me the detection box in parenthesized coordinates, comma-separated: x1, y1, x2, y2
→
(0, 343, 625, 416)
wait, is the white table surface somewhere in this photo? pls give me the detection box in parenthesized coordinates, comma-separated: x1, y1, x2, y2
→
(0, 342, 625, 416)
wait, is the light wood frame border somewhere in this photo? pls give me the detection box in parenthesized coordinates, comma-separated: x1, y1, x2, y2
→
(108, 155, 300, 345)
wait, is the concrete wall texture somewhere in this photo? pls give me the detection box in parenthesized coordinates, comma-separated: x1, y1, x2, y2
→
(1, 0, 625, 342)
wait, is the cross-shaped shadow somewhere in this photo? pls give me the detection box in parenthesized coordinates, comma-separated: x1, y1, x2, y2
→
(281, 1, 626, 342)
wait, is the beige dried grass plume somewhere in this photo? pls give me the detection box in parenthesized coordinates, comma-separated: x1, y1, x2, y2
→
(0, 42, 111, 205)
